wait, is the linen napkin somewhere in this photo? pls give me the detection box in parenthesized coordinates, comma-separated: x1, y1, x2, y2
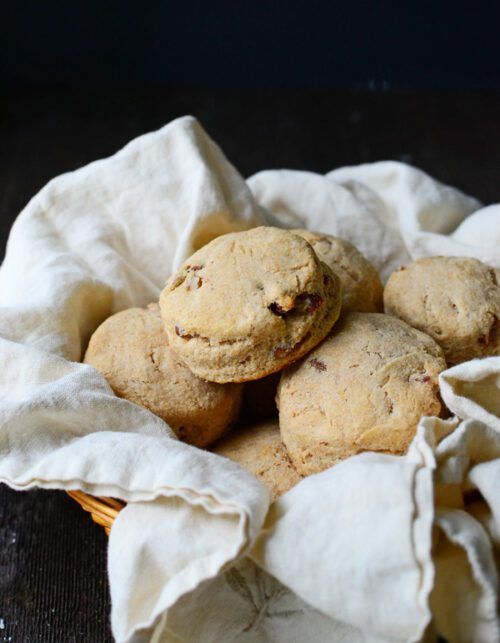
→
(0, 116, 498, 642)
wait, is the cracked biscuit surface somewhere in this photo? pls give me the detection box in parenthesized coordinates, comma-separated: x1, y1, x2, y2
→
(213, 419, 302, 501)
(159, 227, 342, 383)
(278, 313, 446, 475)
(83, 304, 242, 447)
(292, 229, 383, 313)
(384, 256, 500, 364)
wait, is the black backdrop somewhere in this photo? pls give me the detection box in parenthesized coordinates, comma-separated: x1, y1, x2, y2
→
(2, 0, 500, 90)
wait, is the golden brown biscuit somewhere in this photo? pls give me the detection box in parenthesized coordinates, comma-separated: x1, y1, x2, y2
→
(278, 313, 446, 475)
(159, 227, 342, 383)
(292, 229, 383, 313)
(384, 256, 500, 364)
(84, 305, 242, 447)
(213, 420, 302, 501)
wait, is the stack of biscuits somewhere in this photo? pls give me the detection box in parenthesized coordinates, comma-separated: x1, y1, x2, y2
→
(85, 227, 500, 501)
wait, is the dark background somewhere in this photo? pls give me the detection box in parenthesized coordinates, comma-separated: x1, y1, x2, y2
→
(2, 0, 500, 91)
(1, 2, 500, 642)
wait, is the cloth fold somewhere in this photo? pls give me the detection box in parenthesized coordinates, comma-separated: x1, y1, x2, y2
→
(0, 117, 499, 642)
(439, 357, 500, 431)
(249, 447, 435, 642)
(430, 417, 500, 643)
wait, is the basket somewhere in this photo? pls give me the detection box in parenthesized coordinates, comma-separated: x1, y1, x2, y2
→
(67, 490, 125, 535)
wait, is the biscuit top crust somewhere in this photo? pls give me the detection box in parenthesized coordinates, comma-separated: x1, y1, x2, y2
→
(277, 312, 447, 474)
(160, 226, 337, 343)
(292, 229, 383, 313)
(83, 304, 242, 446)
(384, 256, 500, 363)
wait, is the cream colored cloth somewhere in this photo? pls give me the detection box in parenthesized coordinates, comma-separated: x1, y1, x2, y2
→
(248, 163, 500, 280)
(0, 117, 498, 642)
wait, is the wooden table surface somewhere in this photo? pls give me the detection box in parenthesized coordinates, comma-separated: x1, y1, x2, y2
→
(0, 89, 499, 642)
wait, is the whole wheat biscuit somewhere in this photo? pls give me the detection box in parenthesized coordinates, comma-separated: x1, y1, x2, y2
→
(278, 312, 446, 475)
(159, 227, 342, 383)
(384, 256, 500, 364)
(84, 304, 242, 447)
(292, 229, 383, 313)
(213, 420, 302, 501)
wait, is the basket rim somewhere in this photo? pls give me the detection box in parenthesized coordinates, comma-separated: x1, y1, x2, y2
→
(67, 490, 125, 535)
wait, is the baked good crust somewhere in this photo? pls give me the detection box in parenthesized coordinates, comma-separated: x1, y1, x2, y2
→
(384, 256, 500, 364)
(160, 227, 342, 383)
(278, 312, 446, 475)
(84, 304, 242, 447)
(292, 229, 383, 313)
(213, 419, 302, 501)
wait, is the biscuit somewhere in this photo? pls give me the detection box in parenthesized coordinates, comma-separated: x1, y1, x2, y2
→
(84, 304, 242, 447)
(159, 227, 342, 383)
(292, 229, 383, 313)
(213, 420, 302, 501)
(384, 256, 500, 364)
(278, 313, 446, 475)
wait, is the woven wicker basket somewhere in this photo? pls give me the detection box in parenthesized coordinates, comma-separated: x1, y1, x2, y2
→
(67, 491, 124, 535)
